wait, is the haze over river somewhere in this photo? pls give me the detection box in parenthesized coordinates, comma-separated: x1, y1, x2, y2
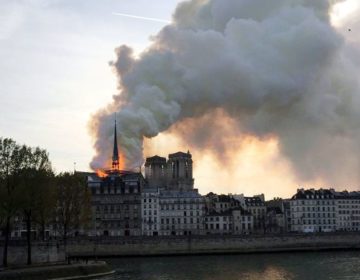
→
(97, 251, 360, 280)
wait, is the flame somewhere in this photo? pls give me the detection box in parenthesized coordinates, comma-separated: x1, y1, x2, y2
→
(96, 169, 108, 178)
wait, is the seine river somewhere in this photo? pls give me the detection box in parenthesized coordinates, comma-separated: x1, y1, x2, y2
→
(97, 251, 360, 280)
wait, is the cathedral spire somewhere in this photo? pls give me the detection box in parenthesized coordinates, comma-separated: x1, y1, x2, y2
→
(112, 116, 120, 170)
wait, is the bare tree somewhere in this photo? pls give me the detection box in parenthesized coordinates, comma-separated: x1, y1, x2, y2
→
(54, 173, 91, 254)
(0, 138, 30, 266)
(0, 138, 54, 266)
(17, 147, 53, 265)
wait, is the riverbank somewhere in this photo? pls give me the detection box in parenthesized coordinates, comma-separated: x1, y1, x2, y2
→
(0, 261, 114, 280)
(67, 233, 360, 258)
(2, 233, 360, 265)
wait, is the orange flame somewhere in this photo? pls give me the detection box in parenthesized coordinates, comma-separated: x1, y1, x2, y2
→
(96, 169, 108, 178)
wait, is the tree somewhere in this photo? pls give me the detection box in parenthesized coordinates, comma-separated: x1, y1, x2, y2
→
(34, 174, 56, 241)
(0, 138, 29, 267)
(54, 173, 91, 252)
(0, 138, 54, 266)
(17, 147, 53, 265)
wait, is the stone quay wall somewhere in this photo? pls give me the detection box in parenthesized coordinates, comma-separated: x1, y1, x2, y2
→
(1, 233, 360, 266)
(0, 241, 65, 266)
(66, 233, 360, 257)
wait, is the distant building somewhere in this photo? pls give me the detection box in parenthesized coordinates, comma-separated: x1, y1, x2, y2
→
(84, 119, 360, 238)
(265, 207, 285, 233)
(335, 191, 360, 231)
(145, 151, 194, 191)
(144, 156, 167, 188)
(158, 190, 205, 236)
(204, 194, 254, 235)
(141, 188, 161, 236)
(245, 196, 266, 233)
(290, 188, 337, 233)
(88, 171, 145, 237)
(213, 195, 240, 212)
(283, 200, 292, 232)
(87, 120, 145, 237)
(232, 207, 253, 234)
(265, 198, 287, 233)
(205, 210, 233, 235)
(166, 152, 194, 191)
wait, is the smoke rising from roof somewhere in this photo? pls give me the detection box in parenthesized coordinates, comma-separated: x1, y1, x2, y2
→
(90, 0, 360, 187)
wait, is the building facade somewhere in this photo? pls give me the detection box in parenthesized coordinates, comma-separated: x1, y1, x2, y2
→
(158, 190, 205, 236)
(290, 189, 337, 233)
(88, 171, 145, 237)
(141, 188, 161, 236)
(205, 210, 233, 234)
(245, 196, 266, 233)
(204, 194, 254, 235)
(335, 191, 360, 231)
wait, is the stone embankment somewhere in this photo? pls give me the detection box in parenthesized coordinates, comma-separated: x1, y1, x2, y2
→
(0, 261, 114, 280)
(1, 233, 360, 267)
(0, 241, 65, 266)
(67, 232, 360, 257)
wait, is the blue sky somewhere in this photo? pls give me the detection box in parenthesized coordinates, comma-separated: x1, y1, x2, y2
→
(0, 0, 183, 173)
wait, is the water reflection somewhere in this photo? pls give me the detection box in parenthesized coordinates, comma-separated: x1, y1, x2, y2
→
(99, 251, 360, 280)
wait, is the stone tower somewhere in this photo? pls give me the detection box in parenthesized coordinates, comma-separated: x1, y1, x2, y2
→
(166, 151, 194, 191)
(145, 155, 167, 188)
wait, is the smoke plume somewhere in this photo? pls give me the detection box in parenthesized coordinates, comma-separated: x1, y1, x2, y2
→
(90, 0, 360, 186)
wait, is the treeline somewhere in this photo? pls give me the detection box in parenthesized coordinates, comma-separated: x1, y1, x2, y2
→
(0, 138, 91, 267)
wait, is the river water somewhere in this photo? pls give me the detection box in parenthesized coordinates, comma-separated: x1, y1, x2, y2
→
(99, 251, 360, 280)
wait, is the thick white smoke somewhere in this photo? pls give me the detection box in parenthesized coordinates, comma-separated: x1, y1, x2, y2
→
(90, 0, 360, 185)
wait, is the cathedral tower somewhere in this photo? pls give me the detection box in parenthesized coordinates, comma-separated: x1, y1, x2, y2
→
(166, 151, 194, 191)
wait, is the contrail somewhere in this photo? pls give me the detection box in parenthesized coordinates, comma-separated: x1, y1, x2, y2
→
(112, 12, 171, 24)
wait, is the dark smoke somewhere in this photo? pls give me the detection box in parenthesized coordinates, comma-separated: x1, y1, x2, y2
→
(90, 0, 360, 186)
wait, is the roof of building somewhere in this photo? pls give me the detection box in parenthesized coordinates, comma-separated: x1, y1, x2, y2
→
(145, 155, 167, 164)
(291, 188, 360, 200)
(159, 190, 202, 198)
(218, 195, 231, 202)
(245, 196, 264, 206)
(291, 188, 336, 200)
(85, 171, 144, 187)
(168, 151, 192, 158)
(335, 191, 360, 199)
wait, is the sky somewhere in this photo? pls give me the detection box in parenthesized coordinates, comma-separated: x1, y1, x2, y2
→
(0, 0, 183, 172)
(1, 0, 360, 199)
